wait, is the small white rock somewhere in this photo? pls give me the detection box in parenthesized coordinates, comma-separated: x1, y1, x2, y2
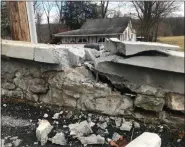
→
(36, 120, 53, 146)
(12, 139, 22, 147)
(177, 139, 181, 142)
(78, 134, 105, 145)
(43, 113, 48, 118)
(115, 118, 122, 127)
(89, 122, 95, 127)
(51, 132, 66, 145)
(52, 113, 60, 119)
(99, 122, 107, 130)
(120, 121, 132, 131)
(59, 111, 63, 114)
(133, 122, 140, 128)
(33, 142, 38, 145)
(3, 104, 7, 107)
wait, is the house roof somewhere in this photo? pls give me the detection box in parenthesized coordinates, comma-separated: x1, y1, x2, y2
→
(53, 17, 131, 37)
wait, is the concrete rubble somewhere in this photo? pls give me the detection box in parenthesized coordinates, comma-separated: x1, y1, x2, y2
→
(125, 132, 161, 147)
(36, 120, 53, 146)
(51, 132, 67, 145)
(120, 121, 133, 131)
(78, 134, 105, 145)
(69, 121, 93, 137)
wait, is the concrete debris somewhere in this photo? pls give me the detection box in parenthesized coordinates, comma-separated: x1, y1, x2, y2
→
(133, 122, 140, 129)
(98, 122, 107, 130)
(12, 139, 22, 147)
(51, 132, 66, 145)
(5, 143, 12, 147)
(125, 132, 161, 147)
(112, 132, 121, 141)
(3, 104, 7, 107)
(43, 113, 48, 118)
(59, 111, 63, 114)
(78, 134, 105, 145)
(36, 120, 53, 146)
(89, 122, 95, 127)
(120, 121, 132, 131)
(52, 113, 60, 119)
(9, 136, 18, 140)
(69, 121, 93, 137)
(33, 142, 38, 145)
(115, 117, 122, 128)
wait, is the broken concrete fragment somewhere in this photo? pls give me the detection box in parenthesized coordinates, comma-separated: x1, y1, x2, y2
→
(78, 134, 105, 145)
(112, 132, 121, 141)
(125, 132, 161, 147)
(120, 121, 132, 131)
(69, 121, 93, 137)
(133, 122, 140, 129)
(51, 132, 66, 145)
(115, 117, 122, 128)
(134, 94, 165, 112)
(165, 93, 184, 111)
(52, 113, 60, 120)
(12, 139, 22, 147)
(98, 122, 107, 130)
(36, 120, 53, 146)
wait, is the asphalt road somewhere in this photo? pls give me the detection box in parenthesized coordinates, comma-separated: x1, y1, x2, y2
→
(1, 98, 185, 147)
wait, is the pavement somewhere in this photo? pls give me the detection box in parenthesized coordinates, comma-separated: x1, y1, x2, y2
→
(1, 98, 185, 147)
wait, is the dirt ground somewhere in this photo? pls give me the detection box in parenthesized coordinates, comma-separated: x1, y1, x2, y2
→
(1, 98, 185, 147)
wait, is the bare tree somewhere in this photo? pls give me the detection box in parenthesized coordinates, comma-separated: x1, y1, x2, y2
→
(55, 1, 64, 24)
(132, 1, 178, 41)
(100, 1, 109, 18)
(42, 1, 54, 40)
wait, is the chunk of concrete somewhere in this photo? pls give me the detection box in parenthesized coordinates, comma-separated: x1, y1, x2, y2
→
(125, 132, 161, 147)
(166, 92, 184, 111)
(69, 121, 93, 137)
(134, 94, 165, 112)
(51, 132, 66, 145)
(104, 38, 180, 56)
(120, 121, 132, 131)
(36, 120, 53, 146)
(78, 134, 105, 145)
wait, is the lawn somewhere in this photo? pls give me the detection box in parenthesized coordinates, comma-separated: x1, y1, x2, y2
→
(158, 36, 184, 51)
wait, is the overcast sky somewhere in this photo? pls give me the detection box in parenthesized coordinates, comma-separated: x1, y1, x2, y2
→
(41, 1, 184, 24)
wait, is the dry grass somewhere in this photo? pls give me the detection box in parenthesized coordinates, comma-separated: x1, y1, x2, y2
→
(158, 36, 184, 51)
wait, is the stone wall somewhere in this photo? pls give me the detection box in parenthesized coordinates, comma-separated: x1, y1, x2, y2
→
(1, 57, 184, 127)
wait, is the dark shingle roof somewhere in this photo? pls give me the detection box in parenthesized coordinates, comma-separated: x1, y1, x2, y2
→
(54, 17, 130, 37)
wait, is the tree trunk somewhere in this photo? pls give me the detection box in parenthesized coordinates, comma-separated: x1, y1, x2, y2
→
(47, 16, 52, 41)
(7, 1, 31, 41)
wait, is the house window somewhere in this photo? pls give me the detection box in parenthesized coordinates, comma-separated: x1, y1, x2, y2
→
(98, 37, 105, 43)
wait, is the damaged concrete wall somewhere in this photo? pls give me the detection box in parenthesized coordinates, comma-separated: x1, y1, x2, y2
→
(1, 57, 184, 127)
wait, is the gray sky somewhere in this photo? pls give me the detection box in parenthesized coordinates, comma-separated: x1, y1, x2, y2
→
(42, 1, 184, 24)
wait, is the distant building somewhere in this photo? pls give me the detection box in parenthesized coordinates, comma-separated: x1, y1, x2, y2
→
(53, 17, 136, 44)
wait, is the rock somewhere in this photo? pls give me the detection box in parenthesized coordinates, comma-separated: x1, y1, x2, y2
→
(85, 48, 100, 61)
(29, 78, 48, 94)
(177, 139, 181, 142)
(125, 132, 161, 147)
(2, 83, 16, 90)
(98, 122, 107, 130)
(5, 143, 12, 147)
(43, 113, 48, 118)
(165, 92, 184, 111)
(1, 139, 5, 147)
(120, 121, 132, 131)
(1, 88, 23, 99)
(134, 94, 165, 112)
(89, 122, 95, 127)
(78, 134, 105, 145)
(36, 120, 53, 146)
(115, 117, 122, 128)
(52, 113, 60, 120)
(51, 132, 66, 145)
(3, 104, 7, 107)
(12, 139, 22, 147)
(133, 122, 140, 129)
(112, 132, 121, 141)
(69, 121, 93, 137)
(9, 136, 18, 140)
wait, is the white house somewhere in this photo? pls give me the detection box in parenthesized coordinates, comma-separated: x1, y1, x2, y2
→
(53, 17, 136, 44)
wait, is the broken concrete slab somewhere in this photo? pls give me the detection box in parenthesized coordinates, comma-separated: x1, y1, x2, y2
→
(104, 38, 181, 56)
(69, 121, 93, 137)
(36, 120, 53, 146)
(120, 121, 132, 131)
(125, 132, 161, 147)
(165, 92, 184, 112)
(51, 132, 66, 145)
(78, 134, 105, 145)
(134, 94, 165, 112)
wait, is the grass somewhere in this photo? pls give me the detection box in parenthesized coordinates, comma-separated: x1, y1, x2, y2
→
(157, 36, 184, 51)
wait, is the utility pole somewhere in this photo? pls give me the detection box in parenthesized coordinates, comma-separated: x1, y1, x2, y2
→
(7, 1, 37, 43)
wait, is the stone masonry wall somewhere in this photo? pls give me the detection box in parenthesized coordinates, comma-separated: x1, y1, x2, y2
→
(1, 57, 184, 127)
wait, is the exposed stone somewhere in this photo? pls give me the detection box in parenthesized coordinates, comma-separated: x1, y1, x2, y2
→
(69, 121, 93, 137)
(52, 113, 60, 120)
(51, 132, 66, 145)
(43, 113, 48, 118)
(165, 92, 184, 111)
(1, 88, 24, 99)
(112, 132, 121, 141)
(133, 122, 140, 129)
(120, 121, 132, 131)
(12, 139, 22, 147)
(125, 132, 161, 147)
(36, 120, 53, 146)
(159, 111, 184, 126)
(78, 134, 105, 145)
(2, 83, 16, 90)
(115, 117, 122, 128)
(134, 94, 165, 112)
(98, 122, 107, 130)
